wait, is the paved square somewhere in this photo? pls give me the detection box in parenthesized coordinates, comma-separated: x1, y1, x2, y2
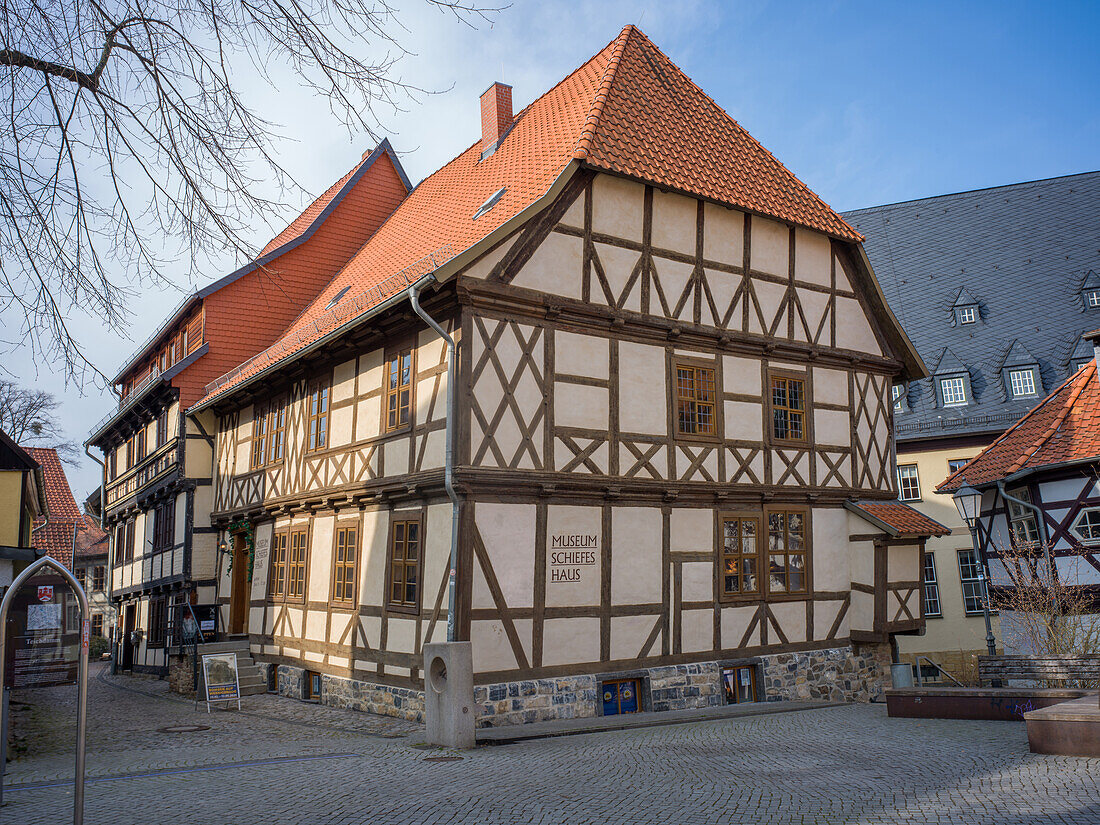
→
(3, 664, 1098, 824)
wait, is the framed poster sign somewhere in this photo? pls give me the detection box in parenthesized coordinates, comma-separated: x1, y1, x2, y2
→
(201, 652, 241, 711)
(2, 569, 80, 689)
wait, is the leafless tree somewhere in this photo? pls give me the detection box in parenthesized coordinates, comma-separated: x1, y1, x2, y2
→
(992, 538, 1100, 682)
(0, 0, 497, 384)
(0, 377, 80, 461)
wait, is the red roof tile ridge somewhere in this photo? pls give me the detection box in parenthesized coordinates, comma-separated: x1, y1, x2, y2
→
(573, 25, 633, 160)
(937, 361, 1094, 490)
(1006, 360, 1095, 475)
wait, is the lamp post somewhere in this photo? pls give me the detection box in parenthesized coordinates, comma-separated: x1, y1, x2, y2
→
(952, 481, 998, 658)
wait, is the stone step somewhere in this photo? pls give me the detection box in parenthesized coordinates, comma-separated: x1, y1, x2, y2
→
(196, 641, 253, 655)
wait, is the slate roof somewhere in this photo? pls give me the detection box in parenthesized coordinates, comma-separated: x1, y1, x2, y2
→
(938, 360, 1100, 491)
(843, 171, 1100, 443)
(195, 25, 869, 408)
(27, 447, 105, 569)
(845, 500, 951, 538)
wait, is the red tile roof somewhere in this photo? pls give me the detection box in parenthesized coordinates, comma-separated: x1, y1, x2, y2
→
(27, 447, 105, 569)
(194, 25, 861, 407)
(938, 360, 1100, 492)
(847, 500, 951, 538)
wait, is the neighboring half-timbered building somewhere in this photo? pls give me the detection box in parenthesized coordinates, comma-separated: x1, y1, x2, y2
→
(194, 25, 945, 724)
(85, 142, 411, 674)
(938, 336, 1100, 653)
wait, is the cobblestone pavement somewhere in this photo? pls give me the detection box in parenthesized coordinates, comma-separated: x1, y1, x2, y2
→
(3, 664, 1098, 825)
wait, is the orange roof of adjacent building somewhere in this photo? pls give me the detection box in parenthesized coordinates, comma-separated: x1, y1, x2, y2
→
(846, 500, 951, 538)
(27, 447, 105, 569)
(195, 25, 862, 407)
(938, 360, 1100, 492)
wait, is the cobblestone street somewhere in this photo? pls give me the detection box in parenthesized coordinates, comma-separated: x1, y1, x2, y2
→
(2, 664, 1098, 825)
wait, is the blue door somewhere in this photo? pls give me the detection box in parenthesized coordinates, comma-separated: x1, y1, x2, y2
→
(602, 679, 641, 715)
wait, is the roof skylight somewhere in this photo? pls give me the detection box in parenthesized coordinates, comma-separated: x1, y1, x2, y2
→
(473, 187, 506, 220)
(324, 286, 351, 310)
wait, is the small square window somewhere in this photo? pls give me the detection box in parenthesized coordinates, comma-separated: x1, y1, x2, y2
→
(1085, 290, 1100, 308)
(957, 306, 977, 324)
(948, 458, 969, 475)
(897, 464, 921, 501)
(675, 362, 717, 438)
(1008, 368, 1037, 398)
(940, 376, 967, 407)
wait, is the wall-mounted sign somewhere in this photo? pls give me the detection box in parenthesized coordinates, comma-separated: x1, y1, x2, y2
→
(548, 533, 599, 583)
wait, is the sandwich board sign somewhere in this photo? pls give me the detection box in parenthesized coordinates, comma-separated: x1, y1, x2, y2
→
(201, 652, 241, 711)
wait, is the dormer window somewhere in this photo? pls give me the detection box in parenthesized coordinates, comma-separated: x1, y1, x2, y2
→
(1008, 368, 1037, 399)
(1085, 290, 1100, 309)
(957, 306, 977, 325)
(891, 383, 907, 412)
(950, 287, 980, 327)
(1080, 271, 1100, 309)
(939, 376, 968, 407)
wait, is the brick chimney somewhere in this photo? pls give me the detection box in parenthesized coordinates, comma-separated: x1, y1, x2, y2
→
(480, 82, 513, 159)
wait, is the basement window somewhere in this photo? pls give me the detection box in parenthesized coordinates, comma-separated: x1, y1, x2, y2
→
(473, 187, 506, 220)
(324, 286, 351, 311)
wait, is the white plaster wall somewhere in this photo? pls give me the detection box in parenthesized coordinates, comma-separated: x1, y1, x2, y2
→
(610, 507, 662, 605)
(556, 331, 609, 379)
(475, 503, 536, 609)
(618, 341, 666, 435)
(750, 216, 788, 277)
(555, 382, 609, 430)
(545, 504, 601, 608)
(511, 232, 583, 299)
(702, 203, 744, 265)
(652, 189, 696, 254)
(592, 175, 643, 242)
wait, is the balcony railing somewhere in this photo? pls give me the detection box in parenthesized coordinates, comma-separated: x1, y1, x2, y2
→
(105, 441, 177, 508)
(89, 365, 165, 439)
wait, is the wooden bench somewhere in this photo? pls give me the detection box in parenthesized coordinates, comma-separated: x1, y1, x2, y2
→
(978, 655, 1100, 687)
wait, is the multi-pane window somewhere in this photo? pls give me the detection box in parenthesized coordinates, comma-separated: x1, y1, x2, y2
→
(75, 567, 87, 590)
(287, 530, 308, 602)
(720, 515, 759, 598)
(388, 519, 421, 610)
(675, 363, 717, 437)
(1086, 290, 1100, 308)
(1008, 368, 1037, 398)
(385, 350, 414, 432)
(957, 306, 977, 324)
(156, 409, 169, 448)
(134, 428, 147, 463)
(923, 552, 941, 618)
(152, 501, 175, 551)
(1006, 487, 1040, 547)
(307, 382, 330, 452)
(331, 526, 359, 605)
(92, 565, 105, 591)
(251, 401, 286, 468)
(766, 509, 808, 595)
(91, 614, 103, 637)
(122, 519, 136, 562)
(770, 374, 806, 443)
(108, 449, 117, 481)
(896, 464, 921, 501)
(1071, 508, 1100, 545)
(957, 548, 986, 615)
(269, 532, 288, 601)
(940, 376, 967, 407)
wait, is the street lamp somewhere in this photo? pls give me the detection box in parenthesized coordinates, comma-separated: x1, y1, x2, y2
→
(952, 481, 998, 659)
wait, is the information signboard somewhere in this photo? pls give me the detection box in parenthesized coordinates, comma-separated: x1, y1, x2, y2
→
(2, 569, 80, 689)
(201, 652, 241, 711)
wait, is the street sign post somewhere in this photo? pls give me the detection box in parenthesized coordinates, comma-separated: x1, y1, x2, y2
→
(0, 556, 90, 824)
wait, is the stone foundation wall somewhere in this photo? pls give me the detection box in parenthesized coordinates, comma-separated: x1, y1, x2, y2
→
(649, 662, 722, 712)
(167, 651, 198, 697)
(474, 676, 599, 728)
(322, 674, 424, 722)
(761, 644, 893, 703)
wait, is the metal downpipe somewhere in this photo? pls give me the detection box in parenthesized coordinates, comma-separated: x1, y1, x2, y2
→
(407, 277, 460, 642)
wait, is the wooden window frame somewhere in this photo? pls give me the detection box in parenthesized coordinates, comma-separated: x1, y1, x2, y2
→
(306, 379, 331, 454)
(672, 356, 719, 443)
(156, 409, 169, 449)
(251, 403, 269, 469)
(91, 614, 104, 637)
(107, 448, 117, 481)
(284, 527, 309, 605)
(330, 521, 361, 608)
(718, 511, 763, 602)
(385, 514, 423, 615)
(268, 530, 289, 603)
(147, 597, 167, 646)
(152, 501, 175, 552)
(922, 551, 941, 618)
(767, 369, 809, 446)
(382, 344, 415, 434)
(896, 464, 921, 502)
(92, 565, 105, 592)
(763, 506, 811, 599)
(251, 400, 287, 469)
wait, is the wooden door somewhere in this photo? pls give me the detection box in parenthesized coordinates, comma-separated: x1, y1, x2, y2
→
(121, 604, 135, 669)
(228, 533, 249, 635)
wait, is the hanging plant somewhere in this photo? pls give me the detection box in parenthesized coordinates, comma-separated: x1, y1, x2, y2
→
(225, 519, 256, 582)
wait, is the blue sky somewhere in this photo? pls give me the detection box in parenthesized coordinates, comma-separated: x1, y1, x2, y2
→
(8, 0, 1098, 496)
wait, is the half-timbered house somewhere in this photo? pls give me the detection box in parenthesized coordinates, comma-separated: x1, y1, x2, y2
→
(85, 142, 411, 674)
(194, 25, 945, 723)
(938, 333, 1100, 653)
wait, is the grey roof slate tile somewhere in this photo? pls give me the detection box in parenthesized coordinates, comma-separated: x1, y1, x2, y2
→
(843, 171, 1100, 443)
